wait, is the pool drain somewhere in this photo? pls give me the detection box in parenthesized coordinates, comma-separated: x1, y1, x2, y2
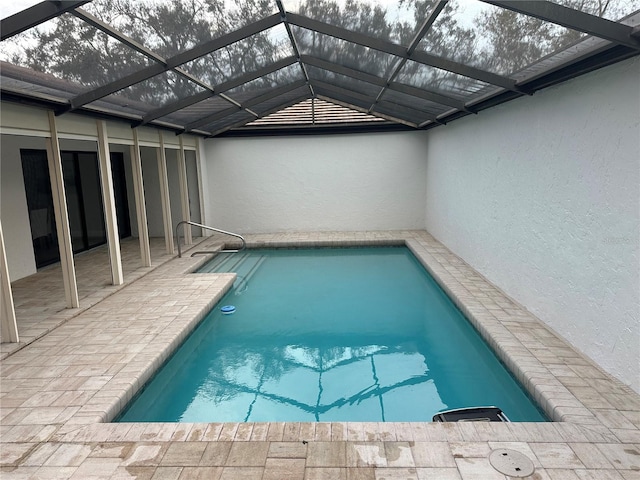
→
(489, 449, 535, 477)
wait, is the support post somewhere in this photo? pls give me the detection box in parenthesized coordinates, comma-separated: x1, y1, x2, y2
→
(96, 120, 124, 285)
(177, 137, 192, 245)
(157, 134, 174, 253)
(46, 111, 79, 308)
(131, 130, 151, 267)
(0, 221, 19, 343)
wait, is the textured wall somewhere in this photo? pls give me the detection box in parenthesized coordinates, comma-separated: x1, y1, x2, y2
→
(203, 131, 429, 233)
(424, 58, 640, 392)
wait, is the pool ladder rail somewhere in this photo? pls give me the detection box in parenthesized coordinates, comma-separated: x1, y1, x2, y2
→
(175, 221, 246, 258)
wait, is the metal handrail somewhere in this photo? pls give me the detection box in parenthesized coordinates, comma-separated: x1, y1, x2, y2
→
(175, 220, 246, 258)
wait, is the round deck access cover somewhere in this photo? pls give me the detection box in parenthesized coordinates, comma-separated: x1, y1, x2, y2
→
(489, 448, 535, 477)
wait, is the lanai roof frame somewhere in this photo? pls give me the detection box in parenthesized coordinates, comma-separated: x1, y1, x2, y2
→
(1, 0, 639, 136)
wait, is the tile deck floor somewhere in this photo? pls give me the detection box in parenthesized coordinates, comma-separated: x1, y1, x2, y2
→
(1, 231, 639, 479)
(1, 237, 179, 358)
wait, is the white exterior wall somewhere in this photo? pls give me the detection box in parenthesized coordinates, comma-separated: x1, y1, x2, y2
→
(166, 148, 183, 234)
(0, 135, 43, 280)
(203, 131, 428, 233)
(185, 150, 202, 237)
(424, 58, 640, 392)
(140, 146, 166, 238)
(139, 146, 185, 238)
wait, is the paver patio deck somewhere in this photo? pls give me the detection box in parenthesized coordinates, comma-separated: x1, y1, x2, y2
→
(1, 231, 638, 479)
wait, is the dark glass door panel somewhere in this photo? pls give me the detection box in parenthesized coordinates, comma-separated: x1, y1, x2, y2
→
(21, 149, 131, 268)
(61, 152, 88, 252)
(76, 152, 106, 248)
(60, 151, 108, 252)
(110, 152, 131, 239)
(20, 150, 59, 268)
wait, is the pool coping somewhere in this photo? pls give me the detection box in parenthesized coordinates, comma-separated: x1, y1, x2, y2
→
(1, 230, 638, 473)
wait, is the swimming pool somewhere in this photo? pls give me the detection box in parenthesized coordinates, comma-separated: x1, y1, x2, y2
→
(118, 247, 546, 422)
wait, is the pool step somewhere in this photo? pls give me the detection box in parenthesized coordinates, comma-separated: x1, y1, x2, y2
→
(233, 256, 266, 294)
(198, 252, 267, 289)
(199, 252, 248, 273)
(197, 252, 234, 272)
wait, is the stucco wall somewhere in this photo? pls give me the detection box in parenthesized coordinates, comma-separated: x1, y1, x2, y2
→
(423, 57, 640, 392)
(0, 135, 42, 280)
(203, 131, 429, 233)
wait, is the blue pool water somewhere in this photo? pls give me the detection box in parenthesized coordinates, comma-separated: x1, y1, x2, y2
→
(118, 247, 546, 422)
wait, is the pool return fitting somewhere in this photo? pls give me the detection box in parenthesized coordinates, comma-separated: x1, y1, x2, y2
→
(175, 221, 246, 258)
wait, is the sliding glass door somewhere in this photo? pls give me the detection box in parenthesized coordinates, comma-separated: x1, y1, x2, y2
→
(21, 149, 131, 268)
(61, 151, 106, 253)
(21, 150, 59, 268)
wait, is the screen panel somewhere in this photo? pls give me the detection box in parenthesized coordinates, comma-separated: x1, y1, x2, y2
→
(0, 13, 154, 94)
(82, 0, 280, 58)
(200, 110, 255, 134)
(416, 0, 587, 76)
(373, 101, 430, 124)
(548, 0, 640, 21)
(223, 64, 305, 104)
(248, 86, 311, 118)
(179, 24, 294, 87)
(0, 62, 85, 101)
(396, 60, 497, 101)
(306, 65, 383, 99)
(0, 1, 42, 20)
(313, 87, 379, 113)
(380, 89, 452, 117)
(86, 70, 205, 118)
(282, 0, 437, 46)
(291, 26, 400, 78)
(155, 96, 236, 126)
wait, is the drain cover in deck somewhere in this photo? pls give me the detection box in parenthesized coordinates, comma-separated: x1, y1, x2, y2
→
(489, 449, 535, 477)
